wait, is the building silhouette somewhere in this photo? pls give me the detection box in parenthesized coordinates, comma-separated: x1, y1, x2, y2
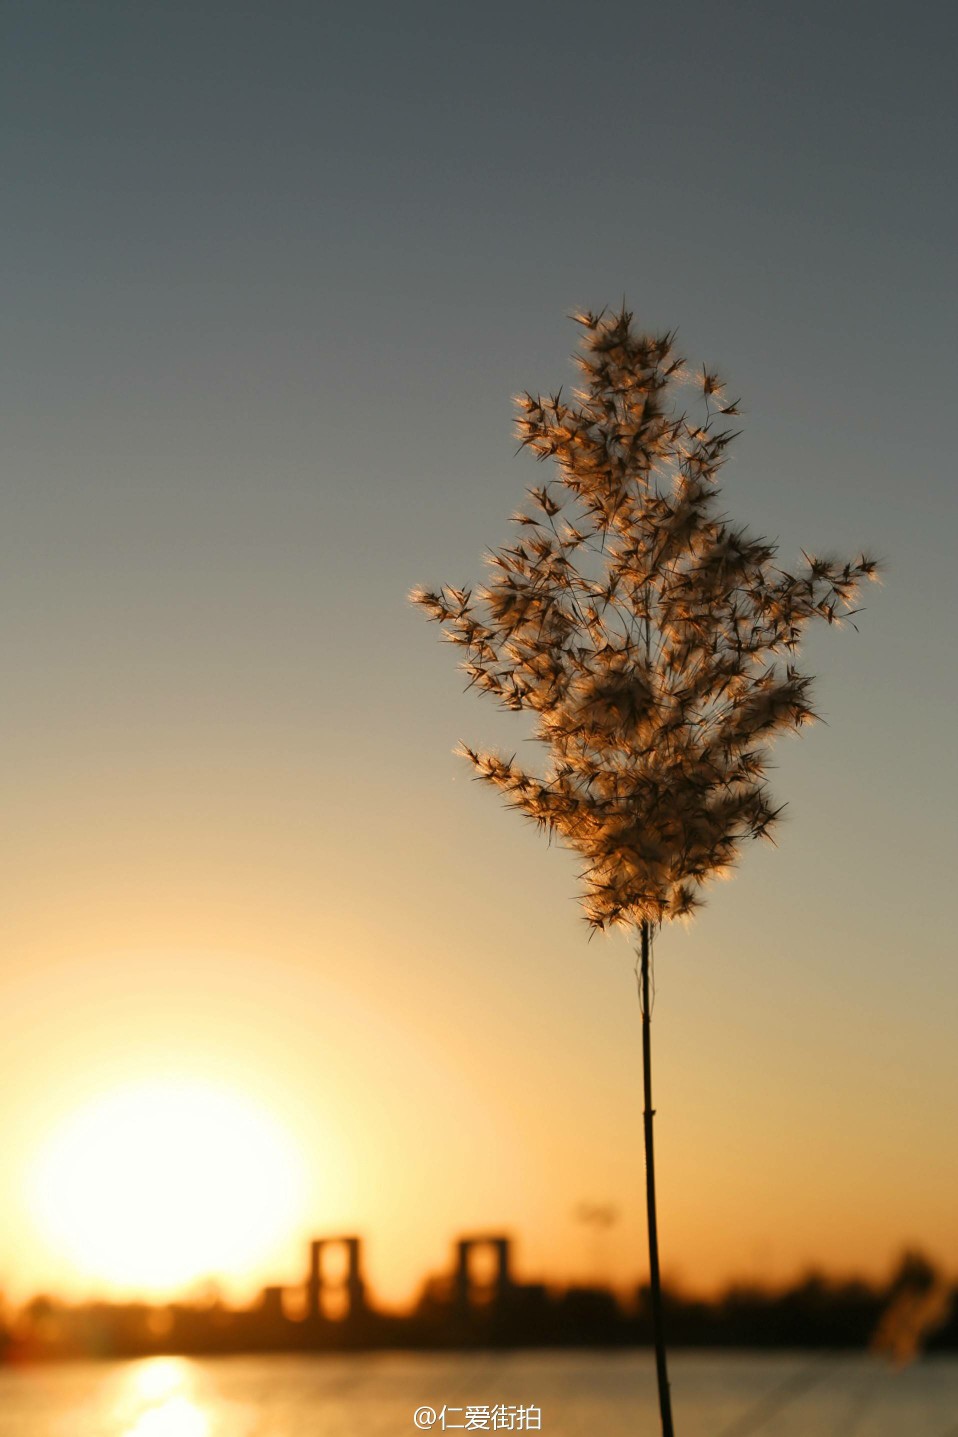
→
(3, 1237, 954, 1362)
(307, 1236, 366, 1323)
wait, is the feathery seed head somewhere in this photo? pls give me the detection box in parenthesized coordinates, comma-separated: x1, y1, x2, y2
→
(412, 308, 878, 933)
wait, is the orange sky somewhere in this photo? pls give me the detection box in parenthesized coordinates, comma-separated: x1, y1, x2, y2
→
(2, 740, 955, 1312)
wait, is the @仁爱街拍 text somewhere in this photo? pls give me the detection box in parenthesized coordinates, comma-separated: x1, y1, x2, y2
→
(413, 1404, 542, 1430)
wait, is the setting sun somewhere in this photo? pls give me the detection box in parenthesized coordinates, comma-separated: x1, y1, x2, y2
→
(28, 1080, 306, 1294)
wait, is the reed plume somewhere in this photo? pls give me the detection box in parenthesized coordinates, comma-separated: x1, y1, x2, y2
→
(413, 307, 878, 1436)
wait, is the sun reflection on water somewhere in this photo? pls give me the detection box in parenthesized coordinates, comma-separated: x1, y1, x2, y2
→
(114, 1357, 211, 1437)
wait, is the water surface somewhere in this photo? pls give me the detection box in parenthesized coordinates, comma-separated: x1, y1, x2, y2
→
(1, 1350, 956, 1436)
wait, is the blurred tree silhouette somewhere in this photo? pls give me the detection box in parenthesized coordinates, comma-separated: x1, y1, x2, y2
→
(413, 308, 878, 1436)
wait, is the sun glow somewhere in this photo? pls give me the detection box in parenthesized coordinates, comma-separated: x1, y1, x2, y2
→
(29, 1079, 306, 1294)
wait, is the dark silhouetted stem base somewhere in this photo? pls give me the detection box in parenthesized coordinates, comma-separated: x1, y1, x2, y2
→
(641, 919, 675, 1437)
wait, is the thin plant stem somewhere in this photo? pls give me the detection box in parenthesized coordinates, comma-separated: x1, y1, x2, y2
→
(639, 918, 675, 1437)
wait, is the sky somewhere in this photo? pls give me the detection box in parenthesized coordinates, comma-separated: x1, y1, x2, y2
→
(1, 1, 956, 1312)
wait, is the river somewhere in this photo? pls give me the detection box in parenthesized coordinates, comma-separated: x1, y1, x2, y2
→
(1, 1349, 956, 1435)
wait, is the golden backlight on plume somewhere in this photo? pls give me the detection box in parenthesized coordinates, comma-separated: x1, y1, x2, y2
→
(28, 1080, 305, 1294)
